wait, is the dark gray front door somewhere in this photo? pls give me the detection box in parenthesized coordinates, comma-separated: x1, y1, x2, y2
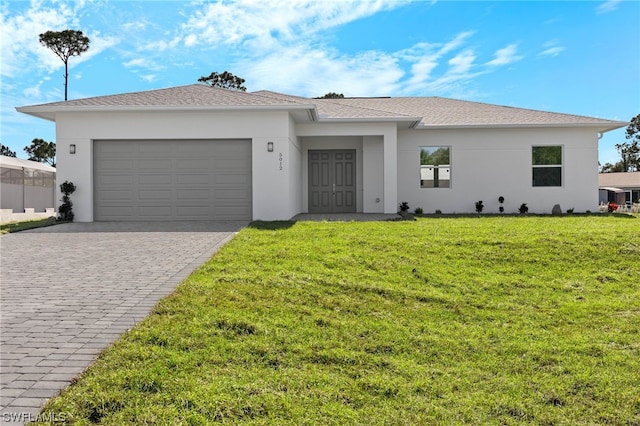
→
(308, 150, 356, 213)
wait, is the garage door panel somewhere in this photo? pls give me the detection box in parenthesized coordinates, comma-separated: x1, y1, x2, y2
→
(99, 190, 134, 201)
(215, 140, 244, 149)
(176, 174, 211, 185)
(177, 190, 211, 200)
(97, 143, 134, 154)
(139, 159, 172, 169)
(214, 158, 249, 169)
(98, 175, 134, 185)
(216, 173, 251, 184)
(216, 189, 251, 200)
(99, 206, 135, 218)
(215, 206, 252, 218)
(176, 159, 210, 169)
(176, 206, 211, 217)
(94, 140, 251, 221)
(138, 174, 172, 185)
(99, 159, 135, 170)
(138, 205, 173, 216)
(138, 142, 174, 154)
(138, 190, 172, 200)
(177, 142, 213, 153)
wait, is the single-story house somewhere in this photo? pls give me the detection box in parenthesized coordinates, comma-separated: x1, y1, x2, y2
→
(0, 155, 56, 223)
(16, 85, 626, 221)
(598, 171, 640, 205)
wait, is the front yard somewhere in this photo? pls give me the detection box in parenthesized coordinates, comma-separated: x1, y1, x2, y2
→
(35, 216, 639, 424)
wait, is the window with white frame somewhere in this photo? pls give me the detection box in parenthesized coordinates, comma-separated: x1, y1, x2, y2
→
(420, 146, 451, 188)
(532, 145, 562, 187)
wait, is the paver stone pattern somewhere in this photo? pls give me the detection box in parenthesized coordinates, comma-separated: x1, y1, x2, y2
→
(0, 221, 245, 424)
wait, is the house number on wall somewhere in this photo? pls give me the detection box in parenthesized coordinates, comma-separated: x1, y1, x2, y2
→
(279, 153, 284, 171)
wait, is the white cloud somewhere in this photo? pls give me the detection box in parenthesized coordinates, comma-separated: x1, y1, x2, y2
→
(140, 37, 182, 52)
(123, 57, 164, 72)
(538, 40, 565, 58)
(237, 26, 513, 98)
(0, 0, 80, 77)
(408, 56, 439, 86)
(123, 58, 146, 68)
(596, 0, 621, 14)
(0, 1, 117, 78)
(486, 44, 522, 66)
(439, 31, 475, 56)
(400, 32, 475, 87)
(141, 74, 157, 83)
(122, 21, 147, 32)
(241, 27, 523, 98)
(2, 0, 528, 107)
(448, 50, 476, 74)
(23, 82, 43, 98)
(539, 46, 565, 57)
(241, 44, 403, 97)
(179, 0, 398, 50)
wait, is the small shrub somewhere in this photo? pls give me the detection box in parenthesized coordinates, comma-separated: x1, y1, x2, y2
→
(567, 208, 574, 214)
(399, 202, 410, 212)
(475, 200, 484, 214)
(608, 203, 618, 213)
(58, 181, 77, 222)
(518, 203, 529, 214)
(435, 209, 442, 215)
(414, 207, 423, 215)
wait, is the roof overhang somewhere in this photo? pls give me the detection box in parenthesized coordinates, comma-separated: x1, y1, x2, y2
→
(317, 116, 422, 129)
(414, 122, 628, 132)
(599, 186, 625, 193)
(16, 104, 320, 123)
(16, 102, 627, 133)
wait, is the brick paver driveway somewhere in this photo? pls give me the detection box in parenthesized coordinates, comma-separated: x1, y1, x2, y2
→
(0, 221, 246, 424)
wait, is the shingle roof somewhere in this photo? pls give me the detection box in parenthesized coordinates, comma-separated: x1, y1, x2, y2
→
(313, 97, 625, 128)
(254, 90, 415, 120)
(599, 172, 640, 188)
(28, 85, 305, 108)
(17, 84, 627, 130)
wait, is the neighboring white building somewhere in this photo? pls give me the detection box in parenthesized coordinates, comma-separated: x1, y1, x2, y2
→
(599, 172, 640, 205)
(0, 155, 56, 223)
(16, 85, 627, 221)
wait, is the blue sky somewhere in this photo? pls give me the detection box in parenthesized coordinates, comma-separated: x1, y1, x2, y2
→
(1, 0, 638, 166)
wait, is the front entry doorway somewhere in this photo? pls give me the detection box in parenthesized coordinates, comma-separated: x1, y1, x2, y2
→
(308, 150, 356, 213)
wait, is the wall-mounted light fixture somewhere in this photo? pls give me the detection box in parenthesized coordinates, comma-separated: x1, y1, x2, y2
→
(69, 144, 76, 154)
(267, 142, 274, 152)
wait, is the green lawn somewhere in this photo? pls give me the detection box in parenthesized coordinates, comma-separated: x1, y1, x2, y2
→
(0, 218, 56, 234)
(36, 216, 639, 425)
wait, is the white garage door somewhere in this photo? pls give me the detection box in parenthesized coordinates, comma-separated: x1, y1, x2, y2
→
(94, 140, 252, 221)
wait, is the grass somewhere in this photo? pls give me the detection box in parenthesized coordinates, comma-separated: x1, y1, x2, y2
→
(0, 218, 56, 234)
(35, 216, 639, 425)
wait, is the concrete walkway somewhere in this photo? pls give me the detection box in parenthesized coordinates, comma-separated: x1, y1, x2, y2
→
(292, 213, 401, 222)
(0, 221, 246, 424)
